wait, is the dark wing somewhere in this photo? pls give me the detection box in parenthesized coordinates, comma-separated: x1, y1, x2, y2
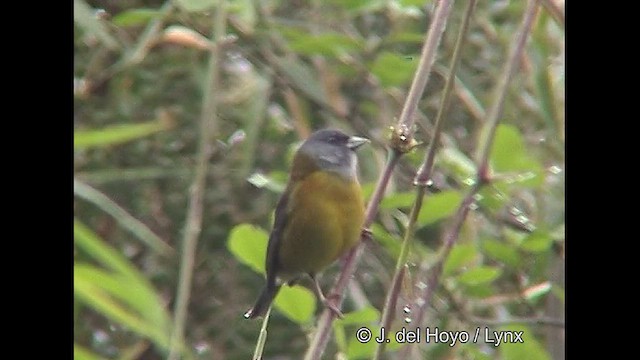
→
(265, 187, 290, 283)
(244, 189, 290, 319)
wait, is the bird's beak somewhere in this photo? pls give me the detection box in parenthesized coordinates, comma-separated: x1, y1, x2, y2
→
(347, 135, 370, 151)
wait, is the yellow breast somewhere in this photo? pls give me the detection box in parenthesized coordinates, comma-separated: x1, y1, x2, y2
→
(278, 170, 365, 275)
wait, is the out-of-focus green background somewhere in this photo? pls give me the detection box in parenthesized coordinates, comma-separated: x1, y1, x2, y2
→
(74, 0, 564, 359)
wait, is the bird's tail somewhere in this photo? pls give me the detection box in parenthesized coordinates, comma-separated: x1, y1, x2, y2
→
(244, 282, 281, 319)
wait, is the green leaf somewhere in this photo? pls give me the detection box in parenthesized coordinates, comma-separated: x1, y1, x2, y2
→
(370, 223, 402, 259)
(370, 52, 418, 87)
(380, 326, 405, 352)
(274, 285, 316, 324)
(457, 266, 502, 286)
(346, 327, 378, 359)
(280, 28, 362, 57)
(269, 170, 290, 185)
(226, 224, 269, 275)
(227, 0, 256, 33)
(74, 269, 170, 347)
(174, 0, 217, 12)
(75, 264, 167, 328)
(417, 190, 463, 226)
(112, 8, 162, 27)
(289, 33, 361, 56)
(337, 306, 380, 325)
(74, 119, 173, 149)
(73, 343, 104, 360)
(498, 324, 551, 360)
(74, 344, 107, 360)
(361, 182, 376, 202)
(333, 306, 380, 354)
(333, 321, 348, 354)
(437, 147, 477, 180)
(328, 0, 385, 12)
(463, 283, 495, 298)
(399, 0, 430, 6)
(475, 186, 509, 212)
(443, 244, 477, 276)
(463, 345, 493, 360)
(380, 192, 415, 210)
(74, 220, 147, 286)
(490, 125, 544, 187)
(388, 31, 429, 44)
(73, 221, 173, 350)
(344, 322, 405, 359)
(481, 238, 521, 268)
(520, 230, 553, 253)
(490, 125, 527, 170)
(551, 283, 565, 304)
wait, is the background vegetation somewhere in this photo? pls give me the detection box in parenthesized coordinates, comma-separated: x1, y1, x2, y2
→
(74, 0, 564, 359)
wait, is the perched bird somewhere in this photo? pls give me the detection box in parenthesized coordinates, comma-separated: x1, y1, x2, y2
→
(244, 129, 369, 319)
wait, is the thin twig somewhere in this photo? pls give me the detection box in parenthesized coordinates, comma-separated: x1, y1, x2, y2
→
(433, 64, 486, 123)
(373, 2, 477, 358)
(123, 1, 174, 66)
(476, 0, 540, 174)
(539, 0, 564, 28)
(406, 1, 541, 355)
(93, 1, 174, 89)
(396, 0, 455, 135)
(167, 4, 226, 360)
(415, 0, 477, 187)
(372, 187, 424, 360)
(251, 307, 272, 360)
(303, 2, 456, 359)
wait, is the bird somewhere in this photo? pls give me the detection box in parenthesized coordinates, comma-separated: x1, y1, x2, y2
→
(244, 129, 369, 319)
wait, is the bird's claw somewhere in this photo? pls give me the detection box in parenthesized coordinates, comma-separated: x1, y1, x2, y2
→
(322, 298, 344, 319)
(361, 227, 373, 241)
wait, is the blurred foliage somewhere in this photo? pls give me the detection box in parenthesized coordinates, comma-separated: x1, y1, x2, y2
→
(74, 0, 564, 359)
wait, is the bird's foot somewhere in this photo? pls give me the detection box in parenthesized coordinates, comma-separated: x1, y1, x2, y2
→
(361, 227, 373, 241)
(322, 297, 344, 319)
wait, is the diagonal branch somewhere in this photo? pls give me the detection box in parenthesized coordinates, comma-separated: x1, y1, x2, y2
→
(373, 1, 477, 358)
(303, 1, 456, 359)
(167, 4, 226, 360)
(405, 2, 541, 356)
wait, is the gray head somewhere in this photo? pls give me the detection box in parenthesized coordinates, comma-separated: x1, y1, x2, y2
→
(293, 129, 369, 181)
